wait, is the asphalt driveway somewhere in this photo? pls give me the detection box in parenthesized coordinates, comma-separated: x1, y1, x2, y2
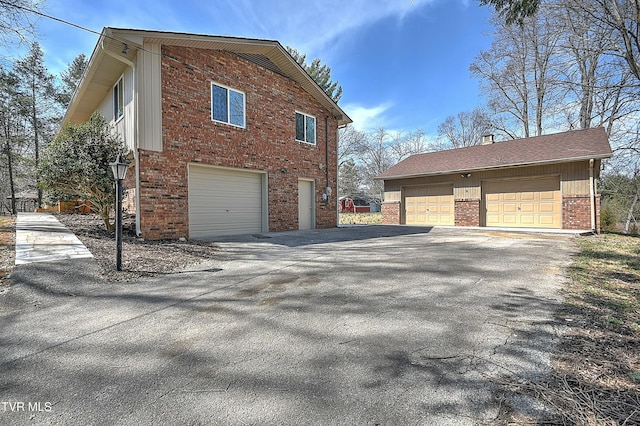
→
(0, 225, 575, 425)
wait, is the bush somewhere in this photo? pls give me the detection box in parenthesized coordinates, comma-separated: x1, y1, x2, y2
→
(600, 204, 618, 233)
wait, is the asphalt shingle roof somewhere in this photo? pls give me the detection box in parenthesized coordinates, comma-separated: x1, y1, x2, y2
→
(377, 127, 612, 180)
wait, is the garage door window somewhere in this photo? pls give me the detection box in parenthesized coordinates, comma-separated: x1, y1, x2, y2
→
(211, 83, 245, 128)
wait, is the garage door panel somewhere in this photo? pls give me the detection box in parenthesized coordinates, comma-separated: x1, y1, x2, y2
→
(503, 215, 517, 224)
(539, 215, 556, 225)
(539, 202, 555, 213)
(483, 177, 561, 229)
(189, 166, 264, 238)
(520, 215, 535, 224)
(405, 184, 454, 226)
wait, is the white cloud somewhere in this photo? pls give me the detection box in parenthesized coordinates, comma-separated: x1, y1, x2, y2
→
(212, 0, 437, 56)
(343, 102, 394, 131)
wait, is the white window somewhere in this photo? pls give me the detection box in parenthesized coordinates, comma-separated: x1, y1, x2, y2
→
(211, 83, 245, 128)
(295, 112, 316, 144)
(113, 77, 124, 121)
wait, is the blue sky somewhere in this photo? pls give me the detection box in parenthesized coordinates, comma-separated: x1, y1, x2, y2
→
(4, 0, 494, 135)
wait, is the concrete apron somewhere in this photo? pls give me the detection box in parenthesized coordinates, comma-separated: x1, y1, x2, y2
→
(15, 213, 93, 265)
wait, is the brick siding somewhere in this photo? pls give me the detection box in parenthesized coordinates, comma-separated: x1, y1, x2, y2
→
(562, 195, 596, 230)
(382, 202, 401, 224)
(454, 199, 480, 226)
(138, 46, 339, 239)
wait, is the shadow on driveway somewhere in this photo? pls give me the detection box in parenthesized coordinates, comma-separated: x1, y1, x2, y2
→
(209, 225, 435, 247)
(0, 226, 575, 425)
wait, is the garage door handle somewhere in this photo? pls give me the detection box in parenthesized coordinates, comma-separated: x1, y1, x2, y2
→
(517, 206, 521, 211)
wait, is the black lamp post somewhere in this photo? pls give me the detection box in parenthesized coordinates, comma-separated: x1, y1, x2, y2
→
(109, 155, 128, 271)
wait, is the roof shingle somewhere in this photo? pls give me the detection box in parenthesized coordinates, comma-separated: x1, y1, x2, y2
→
(377, 127, 612, 180)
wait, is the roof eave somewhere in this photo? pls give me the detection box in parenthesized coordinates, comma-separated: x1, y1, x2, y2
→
(375, 153, 612, 181)
(62, 27, 352, 127)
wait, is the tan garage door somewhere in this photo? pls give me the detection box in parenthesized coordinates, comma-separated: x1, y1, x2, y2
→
(483, 176, 561, 228)
(189, 165, 265, 238)
(405, 184, 454, 226)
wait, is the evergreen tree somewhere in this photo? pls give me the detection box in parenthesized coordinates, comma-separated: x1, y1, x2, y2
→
(57, 53, 87, 108)
(14, 42, 56, 207)
(286, 47, 343, 103)
(0, 67, 27, 214)
(479, 0, 540, 24)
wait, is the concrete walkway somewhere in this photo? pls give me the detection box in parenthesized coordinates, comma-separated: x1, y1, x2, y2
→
(15, 213, 93, 265)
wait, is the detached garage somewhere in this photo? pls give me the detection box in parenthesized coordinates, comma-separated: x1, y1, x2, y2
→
(377, 128, 612, 232)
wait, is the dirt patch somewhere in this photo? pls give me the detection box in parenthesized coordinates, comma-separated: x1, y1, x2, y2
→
(56, 213, 219, 282)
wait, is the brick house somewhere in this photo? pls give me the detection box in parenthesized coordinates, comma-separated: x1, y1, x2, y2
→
(377, 128, 612, 232)
(62, 28, 351, 239)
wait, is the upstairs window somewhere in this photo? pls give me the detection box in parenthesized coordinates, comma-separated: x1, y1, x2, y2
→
(113, 77, 124, 121)
(211, 83, 245, 128)
(295, 112, 316, 145)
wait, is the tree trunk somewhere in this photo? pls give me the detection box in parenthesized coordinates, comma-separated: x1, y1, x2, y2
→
(100, 204, 114, 231)
(624, 189, 639, 234)
(3, 137, 16, 215)
(31, 82, 41, 208)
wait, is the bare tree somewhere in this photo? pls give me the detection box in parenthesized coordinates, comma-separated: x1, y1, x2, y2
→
(355, 128, 397, 202)
(390, 128, 431, 160)
(470, 11, 562, 139)
(437, 108, 494, 148)
(0, 0, 43, 49)
(338, 126, 433, 199)
(338, 158, 363, 198)
(338, 124, 367, 166)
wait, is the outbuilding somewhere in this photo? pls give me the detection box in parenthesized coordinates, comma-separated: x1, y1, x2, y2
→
(377, 128, 612, 232)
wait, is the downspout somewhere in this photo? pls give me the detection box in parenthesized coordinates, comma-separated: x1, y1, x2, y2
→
(325, 116, 330, 194)
(589, 159, 596, 232)
(102, 41, 142, 237)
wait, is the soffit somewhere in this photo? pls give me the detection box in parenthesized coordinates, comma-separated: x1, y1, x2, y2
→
(63, 28, 351, 126)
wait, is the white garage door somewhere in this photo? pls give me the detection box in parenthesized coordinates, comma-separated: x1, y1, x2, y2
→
(188, 165, 265, 238)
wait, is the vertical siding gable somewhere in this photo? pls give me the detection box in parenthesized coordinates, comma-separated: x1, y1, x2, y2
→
(139, 42, 163, 152)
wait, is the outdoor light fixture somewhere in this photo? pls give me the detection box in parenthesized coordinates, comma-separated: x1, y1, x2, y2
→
(110, 156, 128, 181)
(110, 155, 128, 271)
(122, 44, 130, 55)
